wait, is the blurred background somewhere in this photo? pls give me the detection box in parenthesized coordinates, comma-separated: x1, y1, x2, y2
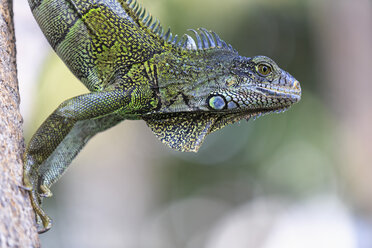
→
(14, 0, 372, 247)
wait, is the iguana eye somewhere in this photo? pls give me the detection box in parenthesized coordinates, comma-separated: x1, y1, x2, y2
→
(257, 64, 272, 77)
(208, 95, 227, 110)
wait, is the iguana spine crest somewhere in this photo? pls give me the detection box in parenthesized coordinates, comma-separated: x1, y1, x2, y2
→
(122, 0, 236, 52)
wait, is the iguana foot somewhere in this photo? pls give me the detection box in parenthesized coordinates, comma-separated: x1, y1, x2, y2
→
(28, 189, 53, 233)
(37, 217, 52, 234)
(39, 184, 53, 198)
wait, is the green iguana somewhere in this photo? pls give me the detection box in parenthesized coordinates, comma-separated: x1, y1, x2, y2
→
(24, 0, 301, 233)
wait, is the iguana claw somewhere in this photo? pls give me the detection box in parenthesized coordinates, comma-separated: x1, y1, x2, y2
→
(39, 184, 53, 198)
(28, 189, 53, 233)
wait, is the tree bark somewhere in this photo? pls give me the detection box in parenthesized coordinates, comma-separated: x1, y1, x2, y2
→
(0, 0, 40, 247)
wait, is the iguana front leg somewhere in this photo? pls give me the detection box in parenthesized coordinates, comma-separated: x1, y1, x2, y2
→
(25, 114, 125, 233)
(23, 86, 139, 232)
(24, 89, 131, 182)
(38, 114, 126, 195)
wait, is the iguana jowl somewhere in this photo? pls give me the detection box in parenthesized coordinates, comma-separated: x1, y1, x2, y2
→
(24, 0, 301, 233)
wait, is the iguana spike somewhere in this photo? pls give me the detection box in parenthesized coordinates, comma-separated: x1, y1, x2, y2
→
(200, 28, 216, 48)
(228, 44, 236, 53)
(145, 15, 153, 27)
(142, 12, 150, 24)
(183, 34, 197, 50)
(154, 24, 160, 34)
(157, 26, 164, 37)
(212, 31, 223, 48)
(150, 19, 157, 30)
(172, 35, 179, 45)
(188, 29, 203, 50)
(163, 28, 171, 40)
(131, 1, 138, 12)
(153, 19, 161, 33)
(181, 38, 188, 49)
(122, 0, 234, 52)
(222, 40, 228, 49)
(139, 8, 146, 19)
(155, 20, 161, 33)
(139, 8, 146, 20)
(198, 29, 209, 49)
(167, 32, 173, 43)
(177, 35, 186, 47)
(135, 5, 142, 16)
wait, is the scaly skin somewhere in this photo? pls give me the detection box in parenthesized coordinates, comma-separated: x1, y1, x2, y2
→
(25, 0, 301, 233)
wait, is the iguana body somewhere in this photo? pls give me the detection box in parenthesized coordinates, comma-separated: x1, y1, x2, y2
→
(24, 0, 301, 233)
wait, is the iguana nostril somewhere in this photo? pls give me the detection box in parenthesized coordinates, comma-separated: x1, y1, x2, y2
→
(292, 80, 301, 91)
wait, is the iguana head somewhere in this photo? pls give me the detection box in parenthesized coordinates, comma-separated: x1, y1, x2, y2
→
(153, 48, 301, 116)
(206, 55, 301, 114)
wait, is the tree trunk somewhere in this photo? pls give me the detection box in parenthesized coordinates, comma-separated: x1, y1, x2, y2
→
(0, 0, 40, 247)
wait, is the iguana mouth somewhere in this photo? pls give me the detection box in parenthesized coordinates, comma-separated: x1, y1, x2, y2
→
(255, 87, 301, 103)
(222, 106, 290, 122)
(254, 80, 301, 103)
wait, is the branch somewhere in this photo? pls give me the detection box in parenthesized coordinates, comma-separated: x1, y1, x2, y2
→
(0, 0, 40, 246)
